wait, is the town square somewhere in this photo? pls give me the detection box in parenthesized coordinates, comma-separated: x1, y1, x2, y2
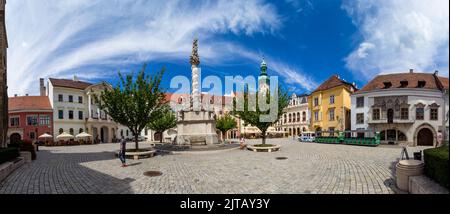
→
(0, 140, 430, 194)
(0, 0, 449, 198)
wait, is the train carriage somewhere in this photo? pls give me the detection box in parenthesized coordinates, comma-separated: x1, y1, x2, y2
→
(313, 130, 380, 147)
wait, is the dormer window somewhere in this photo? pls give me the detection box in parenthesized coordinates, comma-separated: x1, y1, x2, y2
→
(417, 81, 426, 88)
(383, 82, 392, 89)
(399, 81, 408, 88)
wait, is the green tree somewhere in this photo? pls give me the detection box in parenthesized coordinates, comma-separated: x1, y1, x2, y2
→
(233, 87, 289, 145)
(147, 107, 177, 144)
(96, 64, 167, 150)
(216, 113, 237, 143)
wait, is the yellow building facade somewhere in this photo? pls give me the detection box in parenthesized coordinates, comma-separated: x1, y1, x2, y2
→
(308, 75, 357, 133)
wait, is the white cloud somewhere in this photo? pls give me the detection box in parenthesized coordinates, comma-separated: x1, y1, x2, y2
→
(342, 0, 449, 79)
(215, 43, 318, 92)
(6, 0, 293, 95)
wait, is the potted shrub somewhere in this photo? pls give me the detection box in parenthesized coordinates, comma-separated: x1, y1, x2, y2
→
(19, 140, 37, 160)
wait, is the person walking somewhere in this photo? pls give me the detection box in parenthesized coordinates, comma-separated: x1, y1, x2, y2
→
(119, 136, 127, 167)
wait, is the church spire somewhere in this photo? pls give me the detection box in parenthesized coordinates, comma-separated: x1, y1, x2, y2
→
(190, 38, 200, 66)
(260, 58, 267, 76)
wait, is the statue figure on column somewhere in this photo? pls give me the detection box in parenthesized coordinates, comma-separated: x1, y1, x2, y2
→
(190, 38, 200, 66)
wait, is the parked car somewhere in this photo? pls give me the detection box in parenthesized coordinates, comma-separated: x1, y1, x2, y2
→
(138, 136, 148, 142)
(298, 132, 316, 142)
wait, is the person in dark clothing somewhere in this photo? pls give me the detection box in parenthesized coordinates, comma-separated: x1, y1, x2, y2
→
(119, 137, 127, 167)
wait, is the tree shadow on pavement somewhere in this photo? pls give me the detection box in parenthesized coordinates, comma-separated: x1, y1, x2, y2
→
(0, 150, 136, 194)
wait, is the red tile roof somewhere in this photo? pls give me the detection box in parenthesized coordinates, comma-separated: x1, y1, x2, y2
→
(357, 72, 449, 93)
(49, 78, 92, 90)
(9, 96, 52, 112)
(164, 93, 235, 105)
(438, 76, 449, 89)
(312, 75, 357, 93)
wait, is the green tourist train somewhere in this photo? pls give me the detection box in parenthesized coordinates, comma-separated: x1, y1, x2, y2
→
(313, 130, 381, 147)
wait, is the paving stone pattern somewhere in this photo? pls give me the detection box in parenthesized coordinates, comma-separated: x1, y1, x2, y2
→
(0, 139, 427, 194)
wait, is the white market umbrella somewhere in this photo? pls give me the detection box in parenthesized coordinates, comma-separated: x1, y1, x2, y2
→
(38, 133, 53, 139)
(244, 128, 262, 134)
(76, 132, 93, 139)
(56, 132, 74, 140)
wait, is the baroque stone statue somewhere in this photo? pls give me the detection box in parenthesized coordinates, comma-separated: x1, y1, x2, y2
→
(190, 38, 200, 66)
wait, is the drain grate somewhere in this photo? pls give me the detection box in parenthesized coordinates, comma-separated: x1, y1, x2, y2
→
(276, 157, 288, 160)
(143, 171, 163, 177)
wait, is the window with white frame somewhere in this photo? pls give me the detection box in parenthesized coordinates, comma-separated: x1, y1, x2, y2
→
(39, 115, 50, 126)
(27, 115, 38, 126)
(400, 108, 409, 120)
(329, 108, 335, 121)
(356, 113, 364, 124)
(10, 116, 20, 127)
(356, 97, 364, 108)
(372, 108, 380, 120)
(329, 95, 335, 105)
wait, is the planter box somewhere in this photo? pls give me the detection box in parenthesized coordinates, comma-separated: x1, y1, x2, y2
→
(247, 145, 281, 152)
(20, 151, 32, 163)
(116, 150, 156, 160)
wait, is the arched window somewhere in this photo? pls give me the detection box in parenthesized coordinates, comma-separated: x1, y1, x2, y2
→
(288, 114, 292, 123)
(284, 114, 287, 124)
(120, 130, 124, 137)
(397, 131, 407, 141)
(297, 112, 301, 122)
(79, 128, 84, 134)
(59, 128, 64, 134)
(69, 128, 74, 135)
(302, 112, 306, 122)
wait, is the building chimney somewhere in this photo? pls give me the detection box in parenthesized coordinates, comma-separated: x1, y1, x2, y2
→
(73, 75, 79, 82)
(409, 69, 414, 73)
(39, 78, 46, 96)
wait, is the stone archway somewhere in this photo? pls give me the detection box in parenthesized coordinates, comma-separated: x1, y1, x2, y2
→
(414, 124, 436, 146)
(417, 128, 434, 146)
(10, 133, 22, 144)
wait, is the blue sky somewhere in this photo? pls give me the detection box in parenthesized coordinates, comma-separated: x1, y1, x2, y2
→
(6, 0, 449, 96)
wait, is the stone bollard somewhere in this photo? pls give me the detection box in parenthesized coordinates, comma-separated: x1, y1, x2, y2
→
(20, 151, 32, 163)
(396, 160, 424, 192)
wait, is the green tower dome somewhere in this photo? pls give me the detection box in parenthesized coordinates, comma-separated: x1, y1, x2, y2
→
(260, 58, 267, 76)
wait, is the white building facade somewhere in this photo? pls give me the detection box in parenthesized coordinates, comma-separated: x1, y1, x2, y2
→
(48, 77, 119, 143)
(351, 71, 448, 146)
(274, 93, 310, 137)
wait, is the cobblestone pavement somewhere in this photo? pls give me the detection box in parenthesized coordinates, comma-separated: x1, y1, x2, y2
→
(0, 139, 429, 194)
